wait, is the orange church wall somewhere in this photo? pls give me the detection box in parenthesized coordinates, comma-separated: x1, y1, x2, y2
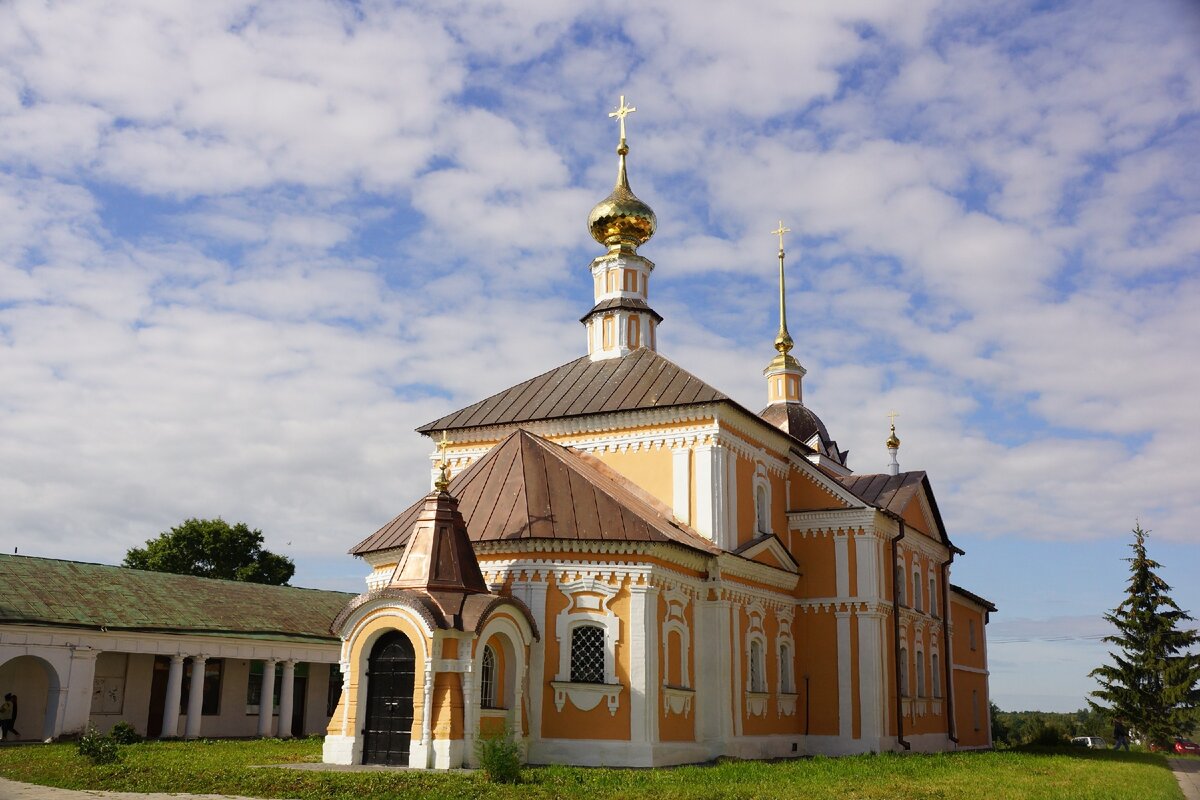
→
(900, 500, 930, 538)
(592, 446, 675, 513)
(796, 611, 840, 736)
(788, 468, 851, 511)
(770, 471, 788, 539)
(539, 575, 632, 741)
(953, 669, 991, 748)
(950, 600, 987, 671)
(658, 594, 696, 742)
(790, 535, 837, 599)
(735, 453, 756, 546)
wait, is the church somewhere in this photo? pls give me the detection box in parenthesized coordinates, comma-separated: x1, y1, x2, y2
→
(321, 99, 996, 769)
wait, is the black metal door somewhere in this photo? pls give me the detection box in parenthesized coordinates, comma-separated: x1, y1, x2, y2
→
(362, 631, 416, 765)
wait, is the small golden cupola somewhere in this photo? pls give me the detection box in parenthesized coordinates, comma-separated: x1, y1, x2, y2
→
(886, 412, 901, 476)
(763, 222, 807, 405)
(582, 95, 663, 361)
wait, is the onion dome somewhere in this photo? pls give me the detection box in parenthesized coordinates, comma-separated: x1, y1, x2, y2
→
(886, 421, 901, 450)
(589, 141, 657, 250)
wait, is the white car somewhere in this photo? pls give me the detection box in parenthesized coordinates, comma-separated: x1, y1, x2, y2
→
(1071, 736, 1107, 748)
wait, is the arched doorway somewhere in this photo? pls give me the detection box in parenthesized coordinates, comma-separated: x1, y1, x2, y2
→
(362, 631, 416, 765)
(0, 654, 61, 741)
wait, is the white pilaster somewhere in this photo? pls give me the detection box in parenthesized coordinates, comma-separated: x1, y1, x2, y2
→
(513, 578, 548, 741)
(257, 659, 277, 737)
(277, 660, 296, 739)
(694, 597, 733, 751)
(835, 612, 853, 740)
(161, 654, 185, 738)
(419, 658, 434, 768)
(62, 646, 99, 737)
(834, 533, 850, 598)
(628, 583, 659, 751)
(856, 530, 881, 600)
(857, 611, 886, 745)
(184, 655, 207, 739)
(730, 603, 742, 737)
(726, 451, 739, 547)
(672, 448, 691, 524)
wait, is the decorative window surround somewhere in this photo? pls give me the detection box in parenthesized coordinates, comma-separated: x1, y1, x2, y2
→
(551, 680, 623, 715)
(746, 691, 769, 717)
(777, 692, 798, 717)
(662, 685, 694, 717)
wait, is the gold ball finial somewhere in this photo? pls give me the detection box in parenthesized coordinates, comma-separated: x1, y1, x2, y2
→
(589, 94, 657, 250)
(886, 412, 901, 449)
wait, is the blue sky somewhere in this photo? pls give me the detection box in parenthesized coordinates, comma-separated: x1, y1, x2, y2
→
(1, 0, 1197, 713)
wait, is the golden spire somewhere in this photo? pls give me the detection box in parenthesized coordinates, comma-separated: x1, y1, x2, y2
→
(886, 411, 901, 449)
(589, 94, 656, 251)
(772, 221, 794, 356)
(434, 431, 451, 493)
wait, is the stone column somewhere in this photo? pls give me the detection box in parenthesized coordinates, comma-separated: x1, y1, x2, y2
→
(257, 659, 277, 737)
(62, 646, 100, 737)
(184, 655, 207, 739)
(161, 654, 185, 738)
(277, 660, 295, 739)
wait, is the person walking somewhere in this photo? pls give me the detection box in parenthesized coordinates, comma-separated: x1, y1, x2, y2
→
(1113, 717, 1130, 751)
(0, 695, 13, 742)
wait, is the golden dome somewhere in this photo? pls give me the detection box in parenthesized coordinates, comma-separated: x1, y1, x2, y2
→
(589, 143, 656, 250)
(886, 423, 901, 450)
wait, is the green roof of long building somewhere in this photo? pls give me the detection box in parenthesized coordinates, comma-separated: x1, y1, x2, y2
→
(0, 554, 352, 644)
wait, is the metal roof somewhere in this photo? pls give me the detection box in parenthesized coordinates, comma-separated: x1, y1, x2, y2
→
(416, 348, 729, 433)
(352, 428, 721, 557)
(0, 554, 352, 643)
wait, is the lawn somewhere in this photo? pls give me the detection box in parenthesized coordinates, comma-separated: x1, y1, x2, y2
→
(0, 738, 1185, 800)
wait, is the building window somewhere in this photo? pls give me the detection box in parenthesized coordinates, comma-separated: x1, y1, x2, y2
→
(480, 645, 498, 709)
(602, 315, 615, 349)
(749, 639, 766, 693)
(326, 664, 343, 717)
(245, 661, 305, 715)
(755, 485, 769, 534)
(931, 653, 941, 698)
(628, 316, 640, 349)
(916, 651, 926, 698)
(778, 642, 794, 694)
(969, 619, 977, 651)
(570, 624, 606, 684)
(929, 577, 938, 618)
(623, 269, 637, 291)
(180, 659, 223, 716)
(895, 564, 906, 606)
(972, 689, 980, 730)
(913, 570, 923, 612)
(899, 647, 909, 697)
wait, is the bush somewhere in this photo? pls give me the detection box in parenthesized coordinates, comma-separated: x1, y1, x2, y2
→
(108, 721, 142, 745)
(1028, 721, 1069, 746)
(475, 729, 521, 783)
(77, 727, 122, 765)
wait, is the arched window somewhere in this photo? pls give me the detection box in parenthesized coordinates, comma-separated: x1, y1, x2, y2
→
(931, 653, 941, 698)
(895, 565, 906, 605)
(913, 570, 923, 612)
(929, 576, 938, 618)
(749, 639, 766, 692)
(916, 651, 926, 698)
(755, 485, 769, 533)
(779, 642, 794, 694)
(899, 646, 909, 697)
(570, 624, 606, 684)
(480, 645, 497, 709)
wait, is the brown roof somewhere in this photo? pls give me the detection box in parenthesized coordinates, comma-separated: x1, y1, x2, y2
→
(837, 471, 958, 552)
(950, 584, 997, 614)
(416, 348, 728, 434)
(352, 428, 720, 557)
(579, 297, 663, 323)
(390, 491, 489, 595)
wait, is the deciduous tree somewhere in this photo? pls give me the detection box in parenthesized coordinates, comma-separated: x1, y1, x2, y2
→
(123, 518, 294, 585)
(1089, 524, 1200, 745)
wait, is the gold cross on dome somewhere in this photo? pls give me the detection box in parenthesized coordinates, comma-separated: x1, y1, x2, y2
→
(887, 410, 900, 428)
(609, 95, 636, 141)
(772, 221, 791, 251)
(437, 430, 450, 465)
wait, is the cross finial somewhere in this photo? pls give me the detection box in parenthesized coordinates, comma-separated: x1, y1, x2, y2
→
(772, 221, 791, 252)
(435, 431, 451, 492)
(887, 410, 899, 428)
(609, 95, 636, 142)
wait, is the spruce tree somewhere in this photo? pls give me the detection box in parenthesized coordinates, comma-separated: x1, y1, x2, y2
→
(1089, 524, 1200, 746)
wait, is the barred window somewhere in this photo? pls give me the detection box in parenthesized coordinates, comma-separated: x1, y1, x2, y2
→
(480, 645, 497, 709)
(570, 625, 606, 684)
(749, 640, 766, 692)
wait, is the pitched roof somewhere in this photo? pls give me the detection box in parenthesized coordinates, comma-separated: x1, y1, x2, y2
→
(836, 471, 958, 552)
(352, 428, 721, 557)
(416, 348, 728, 433)
(0, 555, 352, 643)
(390, 491, 490, 595)
(950, 584, 998, 614)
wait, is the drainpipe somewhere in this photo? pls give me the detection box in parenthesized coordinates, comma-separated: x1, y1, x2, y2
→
(940, 548, 961, 746)
(890, 516, 910, 751)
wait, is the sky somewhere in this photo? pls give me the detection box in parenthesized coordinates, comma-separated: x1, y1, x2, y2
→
(1, 0, 1197, 714)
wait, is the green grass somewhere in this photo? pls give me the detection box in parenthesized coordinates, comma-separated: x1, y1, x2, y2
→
(0, 738, 1185, 800)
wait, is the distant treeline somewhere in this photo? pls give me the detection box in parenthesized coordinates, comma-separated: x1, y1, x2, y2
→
(990, 704, 1113, 746)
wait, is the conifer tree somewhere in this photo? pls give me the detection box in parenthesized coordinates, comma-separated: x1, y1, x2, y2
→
(1089, 524, 1200, 745)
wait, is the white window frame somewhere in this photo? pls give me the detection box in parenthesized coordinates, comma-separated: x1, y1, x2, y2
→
(753, 464, 772, 534)
(913, 568, 923, 613)
(552, 578, 624, 715)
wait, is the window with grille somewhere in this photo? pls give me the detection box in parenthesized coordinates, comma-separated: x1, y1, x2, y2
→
(749, 640, 766, 692)
(570, 625, 606, 684)
(480, 645, 497, 709)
